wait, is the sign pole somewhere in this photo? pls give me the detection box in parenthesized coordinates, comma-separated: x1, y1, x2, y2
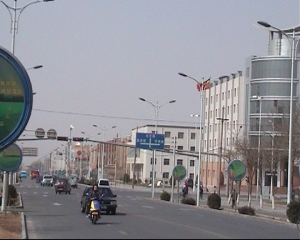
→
(1, 171, 8, 212)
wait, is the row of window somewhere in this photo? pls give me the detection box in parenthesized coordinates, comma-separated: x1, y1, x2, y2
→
(151, 158, 195, 166)
(205, 104, 238, 120)
(205, 88, 238, 105)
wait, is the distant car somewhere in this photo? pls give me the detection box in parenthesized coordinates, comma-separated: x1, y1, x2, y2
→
(97, 178, 110, 187)
(80, 185, 117, 215)
(31, 170, 40, 180)
(19, 171, 27, 179)
(41, 175, 54, 187)
(54, 178, 71, 194)
(69, 176, 78, 189)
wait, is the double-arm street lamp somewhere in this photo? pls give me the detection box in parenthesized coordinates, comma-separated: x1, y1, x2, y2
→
(178, 72, 210, 207)
(257, 21, 299, 205)
(139, 97, 176, 198)
(93, 125, 116, 179)
(0, 0, 54, 54)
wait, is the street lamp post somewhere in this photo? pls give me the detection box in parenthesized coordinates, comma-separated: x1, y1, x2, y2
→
(93, 125, 116, 179)
(268, 119, 275, 209)
(216, 107, 229, 197)
(0, 0, 54, 54)
(191, 114, 200, 193)
(179, 72, 209, 207)
(139, 97, 176, 199)
(67, 125, 74, 177)
(252, 95, 262, 204)
(257, 21, 298, 205)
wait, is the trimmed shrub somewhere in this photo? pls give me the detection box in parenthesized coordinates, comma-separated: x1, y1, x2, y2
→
(238, 206, 255, 216)
(181, 197, 196, 205)
(207, 193, 221, 209)
(160, 191, 171, 201)
(286, 200, 300, 223)
(8, 185, 18, 199)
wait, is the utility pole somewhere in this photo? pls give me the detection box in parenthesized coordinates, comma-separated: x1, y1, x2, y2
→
(114, 133, 118, 186)
(170, 136, 177, 202)
(217, 106, 229, 196)
(132, 127, 138, 189)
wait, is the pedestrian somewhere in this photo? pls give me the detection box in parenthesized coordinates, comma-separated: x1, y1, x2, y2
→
(231, 189, 237, 208)
(213, 186, 217, 194)
(200, 184, 203, 199)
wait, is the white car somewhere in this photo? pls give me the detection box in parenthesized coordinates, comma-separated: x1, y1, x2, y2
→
(97, 178, 109, 187)
(41, 175, 54, 187)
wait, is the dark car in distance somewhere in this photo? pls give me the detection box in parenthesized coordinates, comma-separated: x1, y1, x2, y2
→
(80, 186, 117, 215)
(54, 178, 71, 194)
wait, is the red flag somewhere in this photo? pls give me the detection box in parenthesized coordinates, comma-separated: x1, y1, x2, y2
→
(196, 77, 210, 91)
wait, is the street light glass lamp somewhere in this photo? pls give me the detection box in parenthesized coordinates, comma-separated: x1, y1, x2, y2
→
(178, 72, 187, 77)
(257, 21, 271, 28)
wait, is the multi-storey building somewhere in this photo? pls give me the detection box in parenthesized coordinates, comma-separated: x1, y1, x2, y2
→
(127, 72, 246, 189)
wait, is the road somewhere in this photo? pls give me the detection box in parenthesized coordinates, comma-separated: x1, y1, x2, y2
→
(17, 178, 298, 239)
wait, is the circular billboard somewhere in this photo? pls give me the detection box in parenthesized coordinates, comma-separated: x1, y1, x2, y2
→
(0, 143, 22, 172)
(172, 165, 186, 181)
(227, 159, 246, 181)
(0, 46, 33, 151)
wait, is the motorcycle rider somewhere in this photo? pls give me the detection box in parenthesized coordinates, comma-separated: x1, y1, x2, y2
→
(86, 184, 102, 218)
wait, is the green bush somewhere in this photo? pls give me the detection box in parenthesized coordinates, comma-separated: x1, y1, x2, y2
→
(286, 200, 300, 223)
(181, 197, 196, 205)
(160, 191, 171, 201)
(8, 185, 18, 199)
(238, 206, 255, 215)
(207, 193, 221, 209)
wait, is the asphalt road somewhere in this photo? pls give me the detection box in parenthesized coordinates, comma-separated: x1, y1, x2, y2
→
(17, 179, 299, 239)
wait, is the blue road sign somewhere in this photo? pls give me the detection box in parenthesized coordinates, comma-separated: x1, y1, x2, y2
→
(135, 132, 165, 150)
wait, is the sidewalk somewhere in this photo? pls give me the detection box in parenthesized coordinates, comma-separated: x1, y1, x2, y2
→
(110, 183, 288, 222)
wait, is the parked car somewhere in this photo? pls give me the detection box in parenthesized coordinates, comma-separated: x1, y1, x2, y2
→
(80, 185, 117, 215)
(54, 178, 71, 194)
(41, 175, 54, 187)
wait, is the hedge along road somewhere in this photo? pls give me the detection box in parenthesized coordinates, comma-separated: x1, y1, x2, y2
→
(17, 178, 298, 239)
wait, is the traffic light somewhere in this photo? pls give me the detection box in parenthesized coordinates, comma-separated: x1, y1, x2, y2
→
(56, 136, 69, 141)
(72, 137, 84, 141)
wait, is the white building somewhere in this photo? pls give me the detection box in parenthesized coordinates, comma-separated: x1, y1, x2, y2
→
(126, 71, 246, 190)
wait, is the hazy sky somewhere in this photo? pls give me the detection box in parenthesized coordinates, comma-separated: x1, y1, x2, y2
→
(0, 0, 299, 166)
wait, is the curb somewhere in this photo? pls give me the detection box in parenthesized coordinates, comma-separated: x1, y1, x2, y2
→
(21, 212, 27, 239)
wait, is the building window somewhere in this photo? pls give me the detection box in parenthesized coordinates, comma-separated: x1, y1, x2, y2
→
(178, 132, 184, 139)
(163, 159, 170, 165)
(234, 104, 236, 113)
(216, 94, 218, 102)
(228, 90, 230, 99)
(210, 96, 213, 104)
(162, 172, 169, 179)
(177, 159, 183, 165)
(165, 131, 171, 138)
(215, 109, 217, 117)
(234, 88, 237, 97)
(190, 160, 195, 166)
(191, 132, 196, 139)
(190, 146, 195, 151)
(222, 92, 224, 100)
(189, 173, 194, 179)
(164, 145, 170, 149)
(228, 106, 230, 114)
(150, 158, 157, 165)
(177, 146, 183, 150)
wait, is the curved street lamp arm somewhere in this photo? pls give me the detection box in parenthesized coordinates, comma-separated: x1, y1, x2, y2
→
(178, 72, 202, 84)
(0, 1, 13, 31)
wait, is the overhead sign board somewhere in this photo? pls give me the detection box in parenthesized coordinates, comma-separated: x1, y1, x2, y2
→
(21, 147, 38, 156)
(0, 46, 33, 151)
(135, 132, 165, 150)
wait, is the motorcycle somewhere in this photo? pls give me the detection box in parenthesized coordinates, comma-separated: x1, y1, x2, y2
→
(88, 194, 105, 224)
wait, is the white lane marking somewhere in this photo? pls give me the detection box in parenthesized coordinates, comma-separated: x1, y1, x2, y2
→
(119, 231, 127, 235)
(53, 203, 62, 206)
(33, 192, 37, 194)
(142, 206, 154, 209)
(179, 208, 195, 211)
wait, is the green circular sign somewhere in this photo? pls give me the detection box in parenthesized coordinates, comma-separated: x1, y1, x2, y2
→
(0, 46, 33, 151)
(0, 143, 22, 172)
(227, 159, 246, 181)
(172, 165, 186, 181)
